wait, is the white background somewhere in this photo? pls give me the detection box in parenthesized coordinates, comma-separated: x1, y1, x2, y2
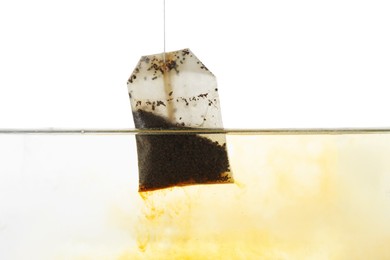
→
(1, 0, 390, 128)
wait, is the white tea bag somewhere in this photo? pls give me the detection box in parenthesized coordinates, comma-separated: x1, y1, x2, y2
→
(127, 49, 233, 191)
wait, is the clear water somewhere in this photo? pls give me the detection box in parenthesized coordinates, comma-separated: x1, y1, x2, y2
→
(1, 130, 390, 259)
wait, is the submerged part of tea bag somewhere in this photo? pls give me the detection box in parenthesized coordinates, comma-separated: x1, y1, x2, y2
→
(128, 48, 233, 192)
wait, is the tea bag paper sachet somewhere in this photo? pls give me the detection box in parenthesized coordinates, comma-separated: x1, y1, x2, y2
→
(127, 49, 233, 192)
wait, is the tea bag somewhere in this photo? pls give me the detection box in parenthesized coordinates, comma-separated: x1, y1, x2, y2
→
(127, 49, 233, 192)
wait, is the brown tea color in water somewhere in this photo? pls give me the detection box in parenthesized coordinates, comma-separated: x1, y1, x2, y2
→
(133, 110, 232, 192)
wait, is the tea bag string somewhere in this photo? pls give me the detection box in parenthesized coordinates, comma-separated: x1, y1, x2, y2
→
(163, 0, 166, 64)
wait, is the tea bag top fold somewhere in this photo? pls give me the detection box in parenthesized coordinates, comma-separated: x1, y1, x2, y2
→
(128, 48, 223, 129)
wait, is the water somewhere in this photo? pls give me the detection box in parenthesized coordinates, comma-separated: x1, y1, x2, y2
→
(1, 130, 390, 259)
